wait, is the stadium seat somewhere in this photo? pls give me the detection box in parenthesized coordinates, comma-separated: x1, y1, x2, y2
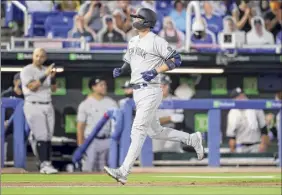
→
(28, 11, 76, 37)
(4, 0, 26, 27)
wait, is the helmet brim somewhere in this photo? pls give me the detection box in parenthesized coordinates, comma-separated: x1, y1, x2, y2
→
(130, 14, 144, 19)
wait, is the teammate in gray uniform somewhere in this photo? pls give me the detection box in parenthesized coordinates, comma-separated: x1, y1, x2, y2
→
(104, 8, 204, 184)
(118, 80, 133, 107)
(77, 77, 118, 172)
(153, 74, 184, 153)
(226, 88, 269, 153)
(20, 48, 58, 174)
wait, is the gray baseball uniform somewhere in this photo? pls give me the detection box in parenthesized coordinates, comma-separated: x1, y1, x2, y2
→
(77, 96, 117, 172)
(153, 94, 184, 153)
(119, 32, 194, 176)
(20, 64, 54, 142)
(226, 109, 266, 153)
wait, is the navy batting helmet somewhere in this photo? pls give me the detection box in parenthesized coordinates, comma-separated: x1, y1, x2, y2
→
(130, 8, 157, 30)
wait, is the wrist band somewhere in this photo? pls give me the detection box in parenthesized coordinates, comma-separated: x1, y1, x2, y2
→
(39, 75, 47, 84)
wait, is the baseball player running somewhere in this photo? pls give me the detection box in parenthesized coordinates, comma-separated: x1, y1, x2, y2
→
(104, 8, 204, 184)
(20, 48, 58, 174)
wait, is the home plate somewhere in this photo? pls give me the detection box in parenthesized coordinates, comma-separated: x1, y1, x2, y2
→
(153, 176, 276, 179)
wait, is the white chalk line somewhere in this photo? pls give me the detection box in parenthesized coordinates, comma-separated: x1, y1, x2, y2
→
(153, 176, 277, 179)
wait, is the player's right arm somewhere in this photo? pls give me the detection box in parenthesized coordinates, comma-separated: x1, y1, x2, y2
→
(154, 36, 182, 74)
(76, 102, 87, 146)
(21, 64, 55, 92)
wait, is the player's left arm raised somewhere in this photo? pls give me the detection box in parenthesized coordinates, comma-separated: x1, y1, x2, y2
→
(50, 70, 57, 92)
(141, 37, 181, 81)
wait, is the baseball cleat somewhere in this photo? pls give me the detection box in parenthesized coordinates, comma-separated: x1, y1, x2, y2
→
(104, 166, 127, 185)
(190, 132, 205, 160)
(39, 162, 59, 174)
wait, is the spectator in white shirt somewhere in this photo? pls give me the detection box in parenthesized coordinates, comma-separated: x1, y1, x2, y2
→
(246, 16, 275, 45)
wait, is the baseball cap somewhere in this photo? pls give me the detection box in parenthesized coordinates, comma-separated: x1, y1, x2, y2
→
(160, 74, 172, 85)
(122, 80, 132, 89)
(230, 87, 244, 98)
(105, 16, 113, 23)
(88, 76, 106, 89)
(13, 73, 20, 81)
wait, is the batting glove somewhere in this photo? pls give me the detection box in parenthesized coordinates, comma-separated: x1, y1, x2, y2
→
(113, 68, 123, 78)
(141, 69, 158, 82)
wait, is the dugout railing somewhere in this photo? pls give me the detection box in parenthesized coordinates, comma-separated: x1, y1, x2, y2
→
(1, 98, 281, 168)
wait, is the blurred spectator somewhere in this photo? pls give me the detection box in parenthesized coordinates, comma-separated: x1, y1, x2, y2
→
(169, 0, 186, 33)
(259, 0, 271, 16)
(232, 0, 252, 32)
(79, 1, 111, 33)
(223, 0, 238, 16)
(200, 1, 227, 17)
(263, 1, 282, 38)
(210, 1, 227, 17)
(98, 16, 125, 43)
(246, 16, 274, 45)
(202, 1, 223, 35)
(226, 88, 269, 153)
(159, 16, 185, 48)
(25, 1, 54, 12)
(218, 16, 246, 45)
(69, 15, 96, 42)
(113, 8, 132, 33)
(55, 0, 80, 12)
(191, 18, 216, 44)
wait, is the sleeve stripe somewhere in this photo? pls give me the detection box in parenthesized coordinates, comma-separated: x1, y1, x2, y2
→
(165, 49, 176, 60)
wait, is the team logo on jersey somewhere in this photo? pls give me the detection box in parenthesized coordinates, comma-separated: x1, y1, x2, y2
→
(129, 47, 147, 59)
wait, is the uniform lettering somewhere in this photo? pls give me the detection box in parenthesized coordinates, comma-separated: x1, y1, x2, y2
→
(129, 47, 147, 59)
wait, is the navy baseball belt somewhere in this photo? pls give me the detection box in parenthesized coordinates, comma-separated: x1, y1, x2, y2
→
(237, 142, 260, 147)
(131, 83, 148, 90)
(131, 83, 161, 90)
(29, 101, 51, 105)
